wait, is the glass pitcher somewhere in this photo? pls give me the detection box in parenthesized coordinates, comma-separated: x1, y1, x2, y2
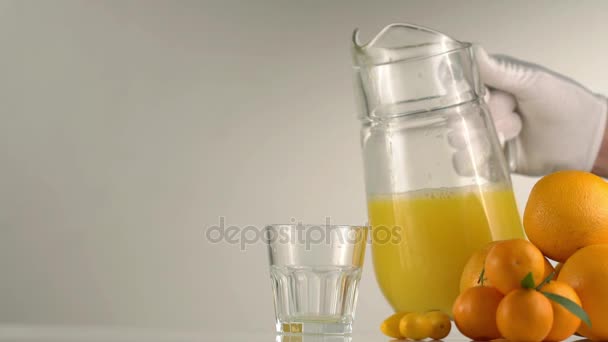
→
(351, 23, 525, 315)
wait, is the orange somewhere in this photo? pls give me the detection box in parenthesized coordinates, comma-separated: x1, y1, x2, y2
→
(558, 244, 608, 340)
(484, 239, 545, 294)
(460, 243, 554, 292)
(542, 257, 555, 281)
(459, 241, 500, 292)
(554, 262, 564, 279)
(380, 312, 408, 338)
(425, 311, 451, 340)
(452, 286, 503, 340)
(496, 288, 553, 342)
(540, 281, 582, 341)
(523, 170, 608, 262)
(399, 312, 432, 340)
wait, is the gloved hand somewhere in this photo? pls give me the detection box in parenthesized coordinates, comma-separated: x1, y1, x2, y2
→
(475, 46, 608, 176)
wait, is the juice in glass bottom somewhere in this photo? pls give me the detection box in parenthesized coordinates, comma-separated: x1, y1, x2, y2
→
(367, 184, 524, 315)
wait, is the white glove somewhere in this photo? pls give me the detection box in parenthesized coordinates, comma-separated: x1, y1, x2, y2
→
(475, 46, 608, 176)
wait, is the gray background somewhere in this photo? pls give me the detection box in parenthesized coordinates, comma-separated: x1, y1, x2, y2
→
(1, 0, 607, 334)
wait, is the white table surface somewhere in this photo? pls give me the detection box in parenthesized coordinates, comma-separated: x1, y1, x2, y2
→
(0, 324, 476, 342)
(0, 325, 589, 342)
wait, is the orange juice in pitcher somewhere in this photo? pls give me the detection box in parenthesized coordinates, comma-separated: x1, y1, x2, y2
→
(368, 185, 523, 314)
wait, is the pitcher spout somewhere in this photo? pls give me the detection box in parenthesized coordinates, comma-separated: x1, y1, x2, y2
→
(352, 23, 481, 119)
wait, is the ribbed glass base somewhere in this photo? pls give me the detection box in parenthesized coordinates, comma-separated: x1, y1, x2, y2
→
(276, 320, 352, 336)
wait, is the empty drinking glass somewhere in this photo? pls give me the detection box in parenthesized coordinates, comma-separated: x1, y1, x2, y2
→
(265, 224, 368, 335)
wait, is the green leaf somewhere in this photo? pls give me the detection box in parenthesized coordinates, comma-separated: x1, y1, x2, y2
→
(542, 291, 592, 327)
(520, 272, 535, 289)
(477, 268, 485, 286)
(536, 271, 556, 291)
